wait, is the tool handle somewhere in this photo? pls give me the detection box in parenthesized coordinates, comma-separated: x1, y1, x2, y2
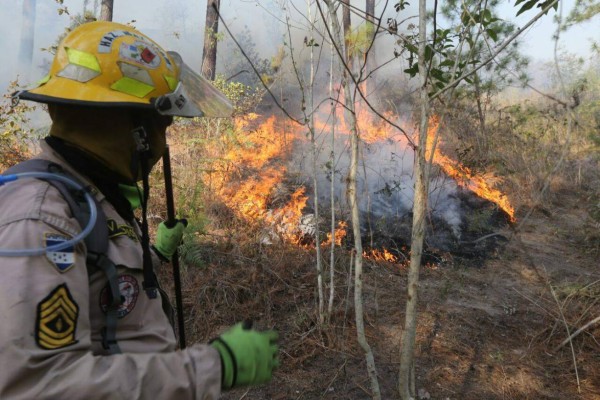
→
(162, 146, 186, 349)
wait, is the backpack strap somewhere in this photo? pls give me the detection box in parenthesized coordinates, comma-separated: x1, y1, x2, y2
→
(5, 159, 122, 354)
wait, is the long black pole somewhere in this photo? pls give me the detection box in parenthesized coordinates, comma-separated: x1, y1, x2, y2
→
(163, 146, 186, 348)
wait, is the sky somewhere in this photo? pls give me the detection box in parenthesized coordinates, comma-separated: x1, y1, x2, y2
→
(0, 0, 597, 96)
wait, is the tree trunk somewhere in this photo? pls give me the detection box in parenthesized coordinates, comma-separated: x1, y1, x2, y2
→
(307, 0, 324, 324)
(18, 0, 36, 80)
(341, 0, 353, 75)
(363, 0, 376, 98)
(324, 1, 381, 398)
(100, 0, 113, 21)
(201, 0, 220, 80)
(327, 20, 337, 320)
(398, 0, 430, 398)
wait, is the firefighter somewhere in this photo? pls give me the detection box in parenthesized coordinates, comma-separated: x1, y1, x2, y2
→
(0, 21, 278, 399)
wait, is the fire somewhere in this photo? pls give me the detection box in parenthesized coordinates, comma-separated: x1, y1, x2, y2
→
(321, 220, 348, 247)
(426, 117, 516, 222)
(202, 107, 514, 255)
(363, 248, 403, 264)
(313, 98, 398, 145)
(207, 113, 308, 242)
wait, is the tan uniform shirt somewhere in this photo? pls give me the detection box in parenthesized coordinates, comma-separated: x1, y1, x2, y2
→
(0, 142, 222, 399)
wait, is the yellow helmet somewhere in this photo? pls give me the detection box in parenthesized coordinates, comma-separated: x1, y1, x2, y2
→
(17, 21, 232, 118)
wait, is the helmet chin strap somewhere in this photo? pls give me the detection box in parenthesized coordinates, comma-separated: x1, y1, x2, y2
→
(132, 125, 159, 299)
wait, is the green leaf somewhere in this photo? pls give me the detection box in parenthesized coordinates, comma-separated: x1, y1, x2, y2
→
(486, 28, 499, 42)
(405, 43, 418, 54)
(516, 0, 539, 16)
(482, 9, 492, 23)
(439, 59, 455, 67)
(424, 45, 434, 61)
(431, 68, 449, 83)
(403, 63, 419, 77)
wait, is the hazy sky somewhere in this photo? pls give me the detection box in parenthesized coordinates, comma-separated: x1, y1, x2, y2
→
(0, 0, 597, 95)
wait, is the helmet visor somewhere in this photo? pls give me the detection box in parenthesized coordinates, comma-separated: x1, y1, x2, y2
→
(154, 51, 233, 118)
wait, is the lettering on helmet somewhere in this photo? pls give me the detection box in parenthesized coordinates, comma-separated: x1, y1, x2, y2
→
(98, 30, 173, 70)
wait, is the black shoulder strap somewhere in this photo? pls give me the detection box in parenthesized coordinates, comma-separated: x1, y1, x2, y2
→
(5, 159, 122, 354)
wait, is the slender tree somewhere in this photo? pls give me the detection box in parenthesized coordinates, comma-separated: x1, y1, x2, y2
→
(398, 0, 429, 396)
(321, 0, 381, 398)
(395, 0, 560, 397)
(201, 0, 220, 80)
(305, 0, 325, 324)
(99, 0, 113, 21)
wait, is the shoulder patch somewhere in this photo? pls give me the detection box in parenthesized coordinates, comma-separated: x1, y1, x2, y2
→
(100, 274, 140, 318)
(45, 233, 75, 273)
(36, 284, 79, 350)
(107, 219, 139, 242)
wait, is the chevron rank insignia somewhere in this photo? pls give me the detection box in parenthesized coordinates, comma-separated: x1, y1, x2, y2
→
(36, 284, 79, 350)
(45, 233, 75, 272)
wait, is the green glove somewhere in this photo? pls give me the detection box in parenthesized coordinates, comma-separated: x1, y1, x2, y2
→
(154, 220, 187, 259)
(210, 322, 280, 389)
(118, 184, 143, 210)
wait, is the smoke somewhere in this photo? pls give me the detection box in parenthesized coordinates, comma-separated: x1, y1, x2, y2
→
(289, 113, 466, 240)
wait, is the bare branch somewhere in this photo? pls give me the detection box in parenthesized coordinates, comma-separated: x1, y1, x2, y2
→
(213, 3, 305, 125)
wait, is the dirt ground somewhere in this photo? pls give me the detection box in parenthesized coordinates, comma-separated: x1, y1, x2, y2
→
(169, 183, 599, 400)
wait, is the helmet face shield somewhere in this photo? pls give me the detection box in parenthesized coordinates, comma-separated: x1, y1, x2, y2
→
(154, 51, 233, 118)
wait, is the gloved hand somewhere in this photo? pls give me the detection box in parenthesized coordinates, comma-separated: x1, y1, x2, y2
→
(210, 322, 279, 389)
(154, 219, 187, 259)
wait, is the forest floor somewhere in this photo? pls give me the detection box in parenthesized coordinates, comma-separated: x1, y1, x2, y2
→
(165, 178, 600, 400)
(156, 116, 600, 399)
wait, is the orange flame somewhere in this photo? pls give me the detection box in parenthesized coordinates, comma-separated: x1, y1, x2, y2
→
(206, 113, 308, 242)
(426, 117, 516, 222)
(321, 220, 348, 247)
(363, 248, 405, 264)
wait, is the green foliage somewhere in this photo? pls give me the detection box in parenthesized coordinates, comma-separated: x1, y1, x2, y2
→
(0, 81, 35, 170)
(514, 0, 558, 16)
(393, 0, 531, 97)
(564, 0, 600, 28)
(212, 75, 264, 116)
(345, 23, 376, 59)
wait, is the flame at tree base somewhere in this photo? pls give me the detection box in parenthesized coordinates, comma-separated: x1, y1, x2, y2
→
(427, 117, 516, 223)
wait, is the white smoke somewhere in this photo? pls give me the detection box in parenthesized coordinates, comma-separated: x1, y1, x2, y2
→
(289, 116, 465, 240)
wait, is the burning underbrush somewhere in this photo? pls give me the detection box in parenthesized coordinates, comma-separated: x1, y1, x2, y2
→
(170, 108, 516, 269)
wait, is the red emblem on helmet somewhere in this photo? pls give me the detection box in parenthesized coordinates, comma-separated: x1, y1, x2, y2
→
(141, 47, 156, 64)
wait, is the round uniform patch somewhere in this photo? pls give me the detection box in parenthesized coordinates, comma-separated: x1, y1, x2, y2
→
(100, 275, 140, 319)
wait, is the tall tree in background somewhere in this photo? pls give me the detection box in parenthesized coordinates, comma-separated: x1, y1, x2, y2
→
(342, 0, 353, 73)
(201, 0, 220, 80)
(100, 0, 113, 21)
(364, 0, 376, 89)
(18, 0, 36, 81)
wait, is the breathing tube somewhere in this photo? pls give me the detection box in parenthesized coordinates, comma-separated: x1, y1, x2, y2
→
(0, 172, 97, 256)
